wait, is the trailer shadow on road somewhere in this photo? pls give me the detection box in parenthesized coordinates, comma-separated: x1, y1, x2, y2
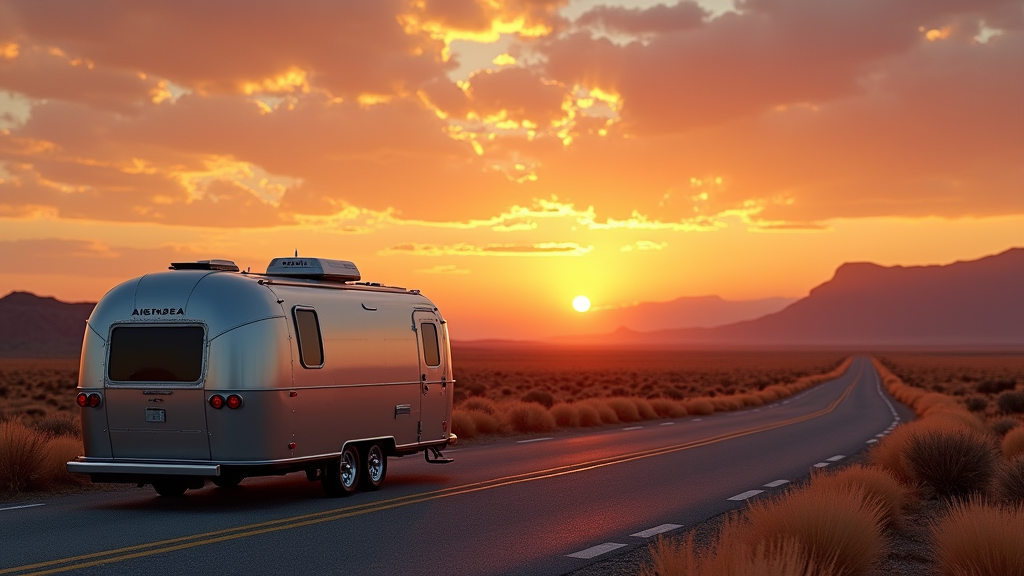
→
(86, 471, 455, 514)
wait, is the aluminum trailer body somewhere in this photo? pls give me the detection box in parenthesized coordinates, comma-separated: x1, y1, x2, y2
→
(67, 257, 455, 496)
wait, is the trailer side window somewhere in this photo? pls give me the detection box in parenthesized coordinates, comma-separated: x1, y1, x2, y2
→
(293, 308, 324, 368)
(108, 326, 205, 382)
(420, 322, 440, 367)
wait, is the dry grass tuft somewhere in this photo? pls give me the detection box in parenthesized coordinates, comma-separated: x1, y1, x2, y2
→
(550, 402, 580, 428)
(810, 465, 909, 526)
(932, 498, 1024, 576)
(650, 398, 688, 419)
(640, 528, 837, 576)
(451, 411, 478, 439)
(632, 398, 659, 420)
(0, 419, 82, 494)
(500, 401, 556, 434)
(994, 456, 1024, 505)
(606, 397, 642, 422)
(520, 389, 555, 408)
(868, 423, 920, 484)
(904, 428, 998, 499)
(466, 409, 500, 435)
(580, 399, 619, 424)
(745, 483, 887, 576)
(992, 417, 1020, 437)
(682, 398, 715, 415)
(1002, 427, 1024, 461)
(43, 435, 83, 487)
(0, 419, 49, 493)
(32, 413, 81, 439)
(461, 397, 498, 416)
(575, 402, 602, 427)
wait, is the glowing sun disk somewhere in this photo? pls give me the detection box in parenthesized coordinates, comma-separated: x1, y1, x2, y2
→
(572, 295, 591, 313)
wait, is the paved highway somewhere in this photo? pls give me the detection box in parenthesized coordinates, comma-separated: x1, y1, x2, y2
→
(0, 356, 912, 576)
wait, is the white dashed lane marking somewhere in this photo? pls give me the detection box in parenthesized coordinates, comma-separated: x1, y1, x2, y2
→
(631, 524, 682, 538)
(0, 503, 44, 512)
(516, 437, 553, 444)
(691, 418, 703, 422)
(813, 463, 830, 468)
(659, 422, 675, 426)
(623, 426, 643, 431)
(866, 439, 878, 444)
(764, 479, 790, 488)
(728, 490, 764, 501)
(567, 543, 627, 559)
(826, 455, 845, 462)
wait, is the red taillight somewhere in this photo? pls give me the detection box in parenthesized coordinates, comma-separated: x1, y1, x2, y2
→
(209, 395, 224, 409)
(226, 394, 243, 410)
(88, 393, 102, 408)
(76, 393, 89, 407)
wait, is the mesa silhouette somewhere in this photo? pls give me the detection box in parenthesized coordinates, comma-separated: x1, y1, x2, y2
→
(558, 248, 1024, 347)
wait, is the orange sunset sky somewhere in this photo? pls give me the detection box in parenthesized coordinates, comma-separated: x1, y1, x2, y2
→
(0, 0, 1022, 340)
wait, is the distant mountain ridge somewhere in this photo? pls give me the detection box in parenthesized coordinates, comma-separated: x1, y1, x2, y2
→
(0, 292, 95, 358)
(573, 295, 796, 333)
(558, 248, 1024, 347)
(3, 248, 1022, 357)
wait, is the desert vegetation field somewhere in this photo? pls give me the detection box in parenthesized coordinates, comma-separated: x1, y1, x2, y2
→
(0, 359, 84, 496)
(879, 353, 1024, 438)
(450, 346, 850, 439)
(642, 353, 1024, 576)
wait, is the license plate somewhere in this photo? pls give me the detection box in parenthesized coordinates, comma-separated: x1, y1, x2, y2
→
(145, 408, 166, 423)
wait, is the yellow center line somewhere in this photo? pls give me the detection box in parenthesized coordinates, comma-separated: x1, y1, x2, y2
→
(5, 365, 865, 576)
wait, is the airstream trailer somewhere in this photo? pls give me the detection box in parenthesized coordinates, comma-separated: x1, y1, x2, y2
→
(66, 257, 456, 497)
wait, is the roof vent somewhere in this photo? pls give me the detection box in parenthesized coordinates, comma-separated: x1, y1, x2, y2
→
(265, 257, 361, 282)
(170, 259, 239, 272)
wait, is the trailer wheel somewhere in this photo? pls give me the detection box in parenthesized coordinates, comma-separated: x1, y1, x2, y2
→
(360, 443, 387, 490)
(153, 480, 188, 497)
(323, 445, 360, 497)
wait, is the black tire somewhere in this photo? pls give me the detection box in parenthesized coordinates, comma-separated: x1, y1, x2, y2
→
(153, 480, 188, 497)
(322, 444, 360, 497)
(359, 443, 387, 491)
(212, 475, 244, 488)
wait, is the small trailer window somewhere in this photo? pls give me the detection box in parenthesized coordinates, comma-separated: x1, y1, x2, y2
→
(420, 322, 440, 367)
(293, 308, 324, 368)
(108, 326, 205, 382)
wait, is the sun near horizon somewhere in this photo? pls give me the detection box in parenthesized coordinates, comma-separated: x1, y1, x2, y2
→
(572, 295, 591, 313)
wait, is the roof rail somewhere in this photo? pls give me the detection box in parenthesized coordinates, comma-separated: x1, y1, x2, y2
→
(169, 260, 240, 272)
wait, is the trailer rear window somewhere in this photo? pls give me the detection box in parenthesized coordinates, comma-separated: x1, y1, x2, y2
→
(420, 323, 440, 367)
(293, 308, 324, 368)
(107, 326, 205, 382)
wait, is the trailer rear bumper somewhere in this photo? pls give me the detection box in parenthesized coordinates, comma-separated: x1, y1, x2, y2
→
(67, 459, 221, 477)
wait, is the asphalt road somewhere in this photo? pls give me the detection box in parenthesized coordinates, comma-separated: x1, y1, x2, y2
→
(0, 356, 913, 576)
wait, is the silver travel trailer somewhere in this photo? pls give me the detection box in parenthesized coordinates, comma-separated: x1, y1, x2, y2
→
(67, 257, 455, 497)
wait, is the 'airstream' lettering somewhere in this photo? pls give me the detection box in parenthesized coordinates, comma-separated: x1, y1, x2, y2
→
(131, 308, 185, 316)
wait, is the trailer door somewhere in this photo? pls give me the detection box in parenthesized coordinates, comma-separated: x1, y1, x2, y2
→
(413, 311, 448, 444)
(104, 324, 211, 460)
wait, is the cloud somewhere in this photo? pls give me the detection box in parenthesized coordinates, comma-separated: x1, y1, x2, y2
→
(620, 240, 667, 252)
(416, 264, 471, 274)
(576, 2, 708, 37)
(0, 0, 1020, 234)
(542, 0, 1022, 134)
(381, 241, 593, 256)
(0, 238, 214, 277)
(0, 1, 448, 101)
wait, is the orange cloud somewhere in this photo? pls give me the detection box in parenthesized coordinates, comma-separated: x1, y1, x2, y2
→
(381, 241, 593, 256)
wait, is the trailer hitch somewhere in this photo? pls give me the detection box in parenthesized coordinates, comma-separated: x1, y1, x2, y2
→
(424, 446, 454, 464)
